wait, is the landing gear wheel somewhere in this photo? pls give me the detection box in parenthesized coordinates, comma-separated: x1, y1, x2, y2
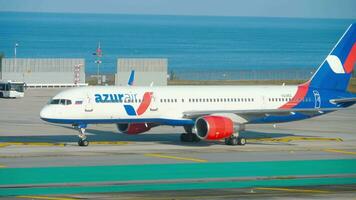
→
(225, 136, 246, 146)
(77, 126, 89, 146)
(224, 137, 237, 145)
(78, 139, 89, 146)
(180, 133, 200, 143)
(237, 137, 246, 145)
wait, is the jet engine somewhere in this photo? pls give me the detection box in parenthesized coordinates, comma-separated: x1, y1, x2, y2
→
(195, 116, 234, 140)
(116, 123, 152, 134)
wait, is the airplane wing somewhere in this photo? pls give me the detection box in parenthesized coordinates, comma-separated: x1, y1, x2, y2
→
(182, 107, 345, 122)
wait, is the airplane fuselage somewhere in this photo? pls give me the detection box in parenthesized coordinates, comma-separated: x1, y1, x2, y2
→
(40, 85, 351, 126)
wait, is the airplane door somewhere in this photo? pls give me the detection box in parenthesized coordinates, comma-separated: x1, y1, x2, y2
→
(260, 95, 267, 109)
(149, 92, 158, 112)
(313, 90, 321, 109)
(84, 95, 94, 112)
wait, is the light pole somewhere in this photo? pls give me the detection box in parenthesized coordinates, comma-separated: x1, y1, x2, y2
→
(14, 43, 22, 81)
(14, 43, 18, 58)
(93, 42, 102, 85)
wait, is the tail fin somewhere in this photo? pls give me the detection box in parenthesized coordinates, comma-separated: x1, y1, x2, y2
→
(309, 23, 356, 91)
(127, 70, 135, 86)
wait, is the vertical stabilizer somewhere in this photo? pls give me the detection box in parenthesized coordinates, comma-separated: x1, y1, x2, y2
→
(309, 23, 356, 91)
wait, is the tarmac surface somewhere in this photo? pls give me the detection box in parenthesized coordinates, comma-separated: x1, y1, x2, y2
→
(1, 88, 356, 199)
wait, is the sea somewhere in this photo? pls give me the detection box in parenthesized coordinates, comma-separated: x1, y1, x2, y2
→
(0, 12, 354, 80)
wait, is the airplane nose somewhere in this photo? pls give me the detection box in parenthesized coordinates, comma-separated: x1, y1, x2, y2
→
(40, 106, 51, 120)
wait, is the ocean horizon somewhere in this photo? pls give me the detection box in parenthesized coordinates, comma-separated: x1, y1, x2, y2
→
(0, 11, 354, 79)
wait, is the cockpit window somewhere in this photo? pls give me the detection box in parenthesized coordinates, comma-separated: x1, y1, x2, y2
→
(50, 99, 72, 105)
(50, 99, 60, 105)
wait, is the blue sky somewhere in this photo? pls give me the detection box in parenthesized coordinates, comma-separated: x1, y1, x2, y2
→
(0, 0, 355, 19)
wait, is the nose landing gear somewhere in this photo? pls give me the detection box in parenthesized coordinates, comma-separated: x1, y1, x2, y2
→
(75, 125, 89, 146)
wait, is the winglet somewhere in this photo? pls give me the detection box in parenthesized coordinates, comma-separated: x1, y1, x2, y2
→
(128, 70, 135, 86)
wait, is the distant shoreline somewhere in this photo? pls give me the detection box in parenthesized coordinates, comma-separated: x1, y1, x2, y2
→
(1, 11, 355, 21)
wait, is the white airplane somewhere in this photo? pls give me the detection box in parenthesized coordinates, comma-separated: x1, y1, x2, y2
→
(40, 24, 356, 146)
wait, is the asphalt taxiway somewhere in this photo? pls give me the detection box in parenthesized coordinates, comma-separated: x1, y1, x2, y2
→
(1, 88, 356, 199)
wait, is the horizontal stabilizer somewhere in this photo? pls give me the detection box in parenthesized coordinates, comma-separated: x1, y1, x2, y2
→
(330, 97, 356, 104)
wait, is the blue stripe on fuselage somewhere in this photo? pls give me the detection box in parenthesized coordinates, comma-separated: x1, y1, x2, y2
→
(41, 117, 195, 126)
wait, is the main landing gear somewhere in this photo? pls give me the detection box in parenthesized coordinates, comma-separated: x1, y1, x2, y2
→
(224, 134, 246, 146)
(180, 125, 201, 143)
(225, 125, 246, 146)
(77, 126, 89, 146)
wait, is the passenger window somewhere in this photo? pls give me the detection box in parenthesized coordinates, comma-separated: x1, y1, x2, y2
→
(66, 100, 72, 105)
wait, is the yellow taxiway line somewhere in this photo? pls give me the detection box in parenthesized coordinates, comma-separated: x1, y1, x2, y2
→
(144, 153, 208, 163)
(90, 141, 130, 145)
(0, 136, 342, 148)
(255, 187, 330, 193)
(17, 195, 78, 200)
(324, 149, 356, 155)
(248, 136, 343, 143)
(0, 142, 65, 148)
(0, 141, 130, 148)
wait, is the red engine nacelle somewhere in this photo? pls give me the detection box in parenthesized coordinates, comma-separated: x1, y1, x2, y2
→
(116, 123, 152, 134)
(195, 116, 234, 140)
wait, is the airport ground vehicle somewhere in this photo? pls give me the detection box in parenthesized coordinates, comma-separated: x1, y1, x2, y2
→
(0, 80, 25, 98)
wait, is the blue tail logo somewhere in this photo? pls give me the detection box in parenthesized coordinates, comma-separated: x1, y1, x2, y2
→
(309, 23, 356, 91)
